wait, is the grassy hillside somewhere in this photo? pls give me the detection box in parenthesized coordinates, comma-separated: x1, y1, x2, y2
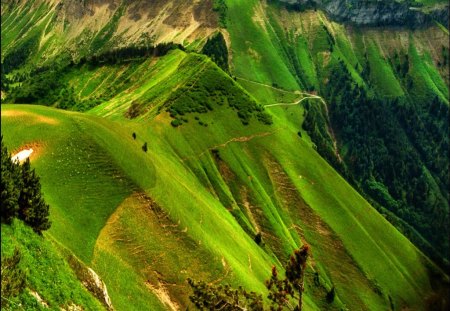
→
(1, 0, 449, 310)
(1, 220, 106, 310)
(221, 0, 449, 266)
(2, 91, 446, 310)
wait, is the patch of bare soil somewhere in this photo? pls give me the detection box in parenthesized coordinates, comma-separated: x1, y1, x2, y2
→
(2, 110, 59, 125)
(93, 192, 227, 309)
(145, 280, 180, 311)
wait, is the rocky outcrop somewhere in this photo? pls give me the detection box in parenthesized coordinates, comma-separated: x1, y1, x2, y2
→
(67, 254, 114, 310)
(278, 0, 449, 27)
(83, 268, 114, 311)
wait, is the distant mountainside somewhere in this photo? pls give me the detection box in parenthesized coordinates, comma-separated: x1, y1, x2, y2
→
(1, 0, 449, 310)
(277, 0, 449, 26)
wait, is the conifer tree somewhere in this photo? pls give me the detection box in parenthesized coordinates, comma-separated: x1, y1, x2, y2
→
(18, 158, 51, 233)
(1, 136, 19, 223)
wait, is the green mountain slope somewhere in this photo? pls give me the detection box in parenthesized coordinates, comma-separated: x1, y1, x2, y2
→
(1, 0, 449, 310)
(1, 69, 447, 309)
(220, 0, 449, 266)
(1, 220, 107, 310)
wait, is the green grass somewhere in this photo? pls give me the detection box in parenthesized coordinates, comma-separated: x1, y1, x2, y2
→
(408, 41, 449, 103)
(1, 62, 442, 310)
(2, 3, 449, 310)
(1, 220, 105, 310)
(225, 0, 300, 89)
(366, 41, 404, 97)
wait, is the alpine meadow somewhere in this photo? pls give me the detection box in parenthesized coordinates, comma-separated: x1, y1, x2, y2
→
(1, 0, 449, 310)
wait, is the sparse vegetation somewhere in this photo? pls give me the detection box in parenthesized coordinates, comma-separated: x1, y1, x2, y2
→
(1, 1, 449, 310)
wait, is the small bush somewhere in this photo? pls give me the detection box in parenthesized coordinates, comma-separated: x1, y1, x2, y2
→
(254, 232, 262, 245)
(171, 119, 182, 127)
(326, 286, 335, 303)
(1, 248, 26, 306)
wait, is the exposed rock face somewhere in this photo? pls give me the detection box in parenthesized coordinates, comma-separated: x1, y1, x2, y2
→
(278, 0, 449, 27)
(84, 268, 114, 311)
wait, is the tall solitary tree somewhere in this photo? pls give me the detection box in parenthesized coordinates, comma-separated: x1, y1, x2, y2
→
(17, 158, 51, 233)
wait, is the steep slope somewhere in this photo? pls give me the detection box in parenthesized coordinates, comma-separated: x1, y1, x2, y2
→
(1, 220, 107, 310)
(1, 0, 449, 309)
(277, 0, 449, 27)
(2, 47, 448, 309)
(1, 0, 217, 76)
(222, 0, 449, 266)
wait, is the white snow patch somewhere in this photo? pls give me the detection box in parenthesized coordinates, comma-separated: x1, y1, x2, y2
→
(11, 149, 33, 163)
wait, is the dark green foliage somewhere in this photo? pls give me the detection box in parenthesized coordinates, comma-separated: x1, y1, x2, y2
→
(321, 60, 449, 266)
(9, 69, 64, 104)
(202, 32, 229, 72)
(1, 136, 20, 224)
(80, 42, 184, 66)
(213, 0, 228, 28)
(1, 248, 26, 307)
(18, 159, 51, 234)
(326, 286, 335, 303)
(188, 279, 264, 310)
(254, 232, 262, 245)
(142, 142, 148, 152)
(171, 119, 183, 127)
(1, 64, 9, 92)
(188, 245, 310, 310)
(132, 132, 137, 140)
(2, 33, 40, 74)
(166, 63, 272, 126)
(211, 149, 221, 161)
(302, 100, 342, 171)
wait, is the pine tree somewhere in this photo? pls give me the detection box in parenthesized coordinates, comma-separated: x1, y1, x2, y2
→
(18, 158, 51, 233)
(1, 136, 19, 223)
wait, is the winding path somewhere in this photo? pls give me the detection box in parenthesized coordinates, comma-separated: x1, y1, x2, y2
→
(234, 76, 342, 162)
(265, 95, 324, 107)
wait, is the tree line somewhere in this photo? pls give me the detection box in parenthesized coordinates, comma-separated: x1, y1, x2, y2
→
(75, 42, 184, 67)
